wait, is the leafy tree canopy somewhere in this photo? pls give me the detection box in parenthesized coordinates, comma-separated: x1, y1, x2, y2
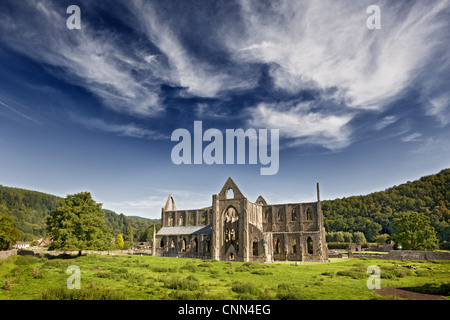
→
(46, 192, 111, 253)
(0, 215, 20, 250)
(391, 211, 439, 250)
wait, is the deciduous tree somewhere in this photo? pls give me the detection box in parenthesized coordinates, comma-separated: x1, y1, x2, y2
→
(46, 192, 111, 255)
(392, 211, 439, 250)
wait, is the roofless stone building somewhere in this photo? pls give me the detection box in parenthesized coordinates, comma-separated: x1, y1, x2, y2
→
(153, 178, 328, 262)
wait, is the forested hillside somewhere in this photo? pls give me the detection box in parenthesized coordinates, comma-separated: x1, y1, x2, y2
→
(322, 168, 450, 243)
(0, 186, 158, 242)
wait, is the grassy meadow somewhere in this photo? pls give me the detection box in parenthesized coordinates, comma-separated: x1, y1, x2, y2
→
(0, 254, 449, 300)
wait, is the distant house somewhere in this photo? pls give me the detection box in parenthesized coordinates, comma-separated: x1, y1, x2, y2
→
(135, 242, 151, 250)
(13, 241, 30, 249)
(39, 238, 52, 248)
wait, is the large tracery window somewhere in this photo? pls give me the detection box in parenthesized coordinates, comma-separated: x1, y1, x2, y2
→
(224, 207, 239, 254)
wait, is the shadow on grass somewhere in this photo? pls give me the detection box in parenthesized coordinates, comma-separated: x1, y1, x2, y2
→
(44, 253, 81, 260)
(402, 282, 450, 297)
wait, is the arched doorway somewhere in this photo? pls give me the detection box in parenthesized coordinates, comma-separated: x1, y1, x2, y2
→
(252, 239, 259, 256)
(224, 206, 239, 257)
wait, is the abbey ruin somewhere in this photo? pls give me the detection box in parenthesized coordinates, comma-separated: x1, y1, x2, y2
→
(153, 178, 328, 262)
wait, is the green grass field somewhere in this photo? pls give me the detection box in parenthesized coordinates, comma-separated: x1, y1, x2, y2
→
(0, 254, 449, 300)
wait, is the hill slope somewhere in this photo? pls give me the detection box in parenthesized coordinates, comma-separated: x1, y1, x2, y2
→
(0, 186, 156, 241)
(322, 168, 450, 242)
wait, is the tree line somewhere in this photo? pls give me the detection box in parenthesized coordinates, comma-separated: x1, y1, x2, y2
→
(321, 168, 449, 247)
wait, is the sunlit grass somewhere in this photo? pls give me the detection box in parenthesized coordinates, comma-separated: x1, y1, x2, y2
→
(0, 254, 449, 300)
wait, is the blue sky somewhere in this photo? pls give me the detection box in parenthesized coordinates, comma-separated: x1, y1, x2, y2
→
(0, 0, 449, 219)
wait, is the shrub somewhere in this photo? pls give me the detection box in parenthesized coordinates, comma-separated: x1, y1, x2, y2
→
(336, 268, 366, 279)
(231, 281, 259, 295)
(276, 283, 305, 300)
(168, 290, 206, 300)
(181, 262, 198, 272)
(94, 271, 117, 279)
(2, 280, 12, 291)
(250, 269, 273, 275)
(117, 268, 128, 274)
(31, 268, 41, 279)
(38, 287, 126, 300)
(163, 276, 200, 291)
(15, 255, 39, 266)
(198, 262, 213, 268)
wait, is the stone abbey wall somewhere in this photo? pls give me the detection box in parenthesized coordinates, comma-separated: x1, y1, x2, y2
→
(154, 178, 329, 263)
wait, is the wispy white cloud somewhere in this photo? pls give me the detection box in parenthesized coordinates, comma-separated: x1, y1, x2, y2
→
(231, 0, 449, 149)
(427, 94, 450, 126)
(73, 116, 167, 141)
(0, 0, 164, 117)
(129, 0, 257, 98)
(248, 102, 353, 150)
(0, 100, 38, 123)
(401, 132, 422, 142)
(374, 116, 399, 131)
(231, 0, 449, 111)
(105, 188, 212, 217)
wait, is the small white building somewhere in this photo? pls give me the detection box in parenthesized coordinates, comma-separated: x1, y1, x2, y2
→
(13, 241, 30, 249)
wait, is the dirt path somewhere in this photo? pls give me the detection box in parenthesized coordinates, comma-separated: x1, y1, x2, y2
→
(377, 287, 446, 300)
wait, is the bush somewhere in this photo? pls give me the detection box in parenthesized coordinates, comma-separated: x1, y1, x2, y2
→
(336, 268, 366, 279)
(250, 269, 273, 275)
(181, 262, 198, 272)
(2, 280, 12, 291)
(162, 276, 200, 291)
(117, 268, 128, 274)
(31, 268, 41, 279)
(275, 283, 305, 300)
(198, 262, 213, 268)
(168, 290, 206, 300)
(38, 287, 126, 300)
(231, 281, 259, 295)
(15, 255, 39, 266)
(94, 271, 117, 279)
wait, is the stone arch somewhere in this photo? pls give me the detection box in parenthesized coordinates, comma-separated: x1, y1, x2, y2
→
(306, 207, 313, 220)
(218, 177, 244, 199)
(255, 195, 267, 205)
(275, 238, 281, 254)
(291, 207, 298, 222)
(264, 208, 271, 223)
(192, 237, 198, 252)
(201, 211, 207, 225)
(179, 213, 185, 226)
(291, 237, 297, 254)
(181, 238, 187, 253)
(307, 236, 314, 255)
(226, 188, 235, 199)
(252, 238, 259, 256)
(164, 194, 177, 211)
(277, 207, 284, 221)
(160, 238, 165, 248)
